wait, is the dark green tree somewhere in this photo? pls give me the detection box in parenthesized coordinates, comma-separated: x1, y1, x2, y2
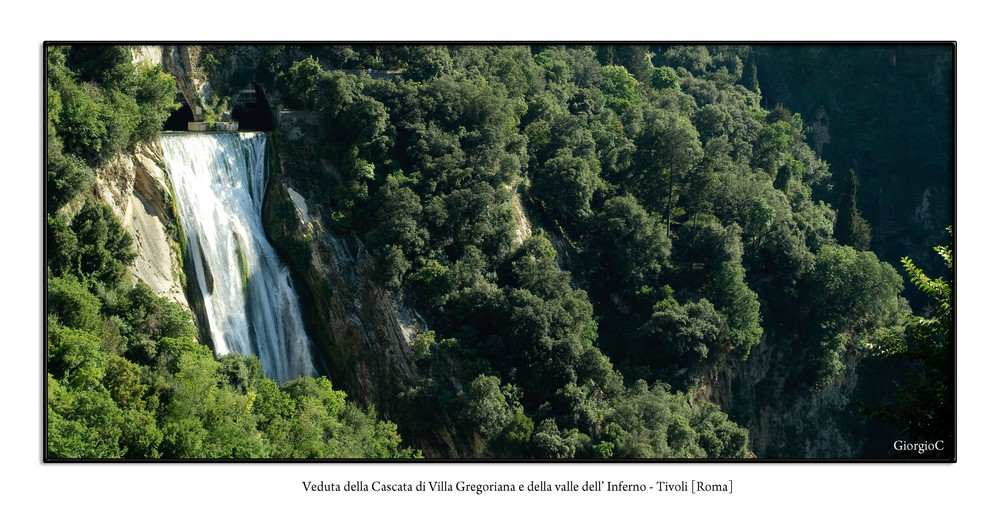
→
(47, 214, 80, 279)
(629, 108, 703, 235)
(803, 245, 903, 389)
(459, 374, 512, 441)
(739, 61, 759, 94)
(532, 151, 601, 230)
(634, 298, 727, 385)
(403, 45, 454, 80)
(588, 195, 671, 293)
(71, 200, 137, 287)
(278, 56, 323, 108)
(867, 233, 953, 458)
(833, 169, 872, 251)
(46, 128, 93, 210)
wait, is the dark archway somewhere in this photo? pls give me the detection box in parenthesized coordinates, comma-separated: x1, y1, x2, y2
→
(163, 102, 194, 131)
(232, 83, 275, 131)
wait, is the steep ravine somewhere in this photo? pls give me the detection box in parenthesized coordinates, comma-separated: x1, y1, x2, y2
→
(117, 43, 883, 459)
(262, 158, 470, 457)
(111, 44, 464, 456)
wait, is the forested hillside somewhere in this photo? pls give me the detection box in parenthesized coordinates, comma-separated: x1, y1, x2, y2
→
(45, 43, 954, 459)
(753, 45, 953, 285)
(45, 45, 419, 459)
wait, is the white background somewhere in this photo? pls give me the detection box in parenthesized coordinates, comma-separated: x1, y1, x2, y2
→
(6, 2, 991, 503)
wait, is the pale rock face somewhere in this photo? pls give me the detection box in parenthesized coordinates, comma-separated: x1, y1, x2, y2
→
(130, 45, 162, 66)
(285, 185, 312, 225)
(161, 45, 210, 120)
(697, 331, 866, 458)
(94, 141, 189, 309)
(510, 188, 532, 245)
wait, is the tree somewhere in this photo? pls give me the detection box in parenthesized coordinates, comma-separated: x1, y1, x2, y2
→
(532, 151, 601, 230)
(47, 378, 127, 458)
(55, 80, 111, 165)
(803, 244, 903, 389)
(588, 195, 671, 293)
(403, 45, 454, 80)
(460, 374, 512, 440)
(365, 179, 427, 288)
(46, 128, 93, 210)
(867, 233, 953, 458)
(629, 108, 703, 235)
(651, 66, 680, 90)
(131, 62, 181, 142)
(531, 418, 582, 458)
(745, 196, 776, 249)
(833, 169, 872, 250)
(279, 56, 323, 108)
(71, 200, 137, 287)
(739, 61, 759, 94)
(533, 48, 571, 86)
(600, 65, 641, 112)
(634, 298, 727, 385)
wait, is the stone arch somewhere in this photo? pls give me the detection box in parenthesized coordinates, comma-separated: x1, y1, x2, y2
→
(232, 83, 275, 131)
(163, 92, 195, 131)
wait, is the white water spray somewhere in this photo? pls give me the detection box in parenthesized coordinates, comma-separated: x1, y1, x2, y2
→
(161, 132, 316, 384)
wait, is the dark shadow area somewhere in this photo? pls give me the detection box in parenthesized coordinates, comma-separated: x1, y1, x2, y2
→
(233, 84, 275, 131)
(163, 103, 194, 131)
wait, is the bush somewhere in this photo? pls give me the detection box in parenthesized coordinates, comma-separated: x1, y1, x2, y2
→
(47, 275, 102, 335)
(71, 200, 137, 287)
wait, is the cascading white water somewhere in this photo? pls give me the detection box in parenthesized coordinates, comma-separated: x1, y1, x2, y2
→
(161, 132, 316, 384)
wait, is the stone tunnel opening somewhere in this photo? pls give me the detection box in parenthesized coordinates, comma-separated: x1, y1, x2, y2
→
(232, 83, 275, 131)
(163, 102, 194, 131)
(162, 84, 275, 132)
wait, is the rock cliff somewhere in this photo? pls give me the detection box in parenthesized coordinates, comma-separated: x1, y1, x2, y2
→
(263, 159, 469, 457)
(94, 141, 188, 310)
(697, 330, 873, 458)
(160, 45, 213, 121)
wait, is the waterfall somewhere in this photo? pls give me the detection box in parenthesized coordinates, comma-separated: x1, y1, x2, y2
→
(160, 132, 316, 384)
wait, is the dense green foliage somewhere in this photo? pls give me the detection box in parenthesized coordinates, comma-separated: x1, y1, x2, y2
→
(47, 46, 178, 194)
(46, 43, 951, 459)
(45, 44, 418, 460)
(254, 44, 945, 458)
(754, 45, 953, 283)
(866, 233, 953, 458)
(46, 278, 420, 458)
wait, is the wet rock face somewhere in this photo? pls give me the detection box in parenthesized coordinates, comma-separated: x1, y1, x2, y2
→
(265, 178, 421, 400)
(263, 175, 467, 457)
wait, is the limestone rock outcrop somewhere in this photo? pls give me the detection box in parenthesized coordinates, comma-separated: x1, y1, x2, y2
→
(94, 141, 188, 309)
